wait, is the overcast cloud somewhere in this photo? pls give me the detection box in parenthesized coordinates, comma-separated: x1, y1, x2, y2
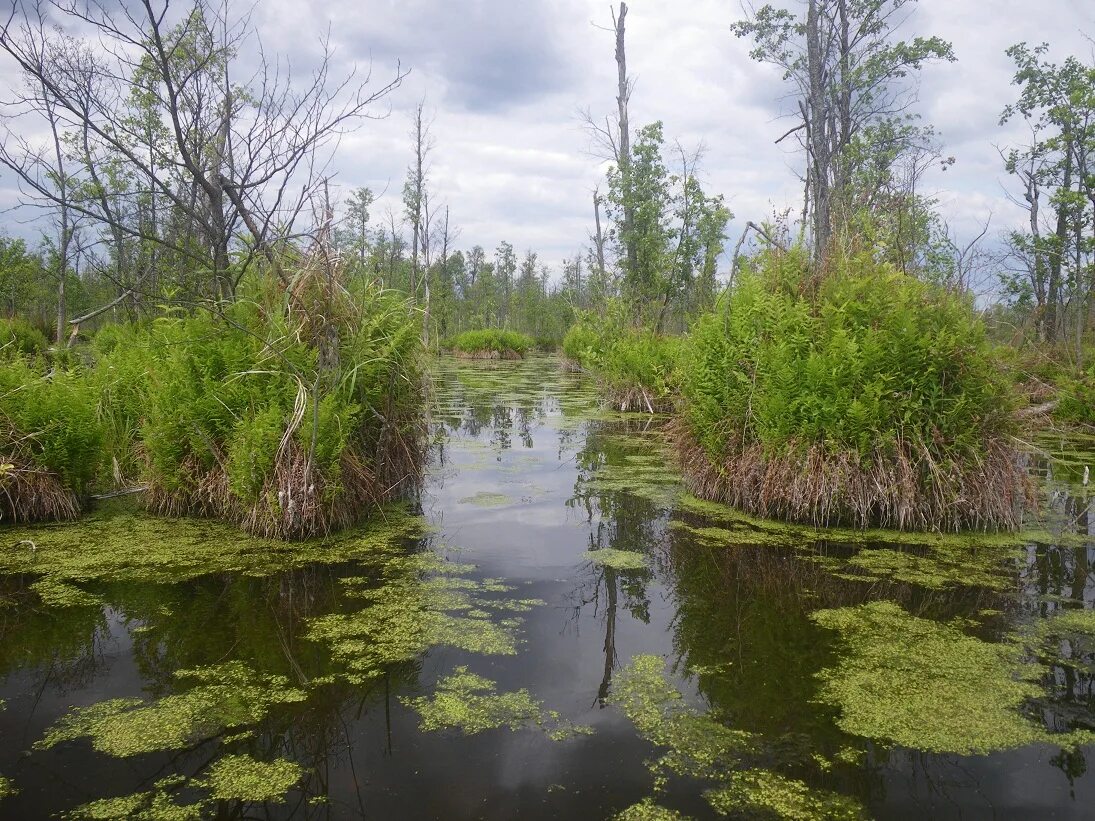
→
(3, 0, 1095, 280)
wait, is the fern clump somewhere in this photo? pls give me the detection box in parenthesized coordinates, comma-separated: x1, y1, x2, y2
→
(0, 357, 102, 522)
(136, 277, 424, 539)
(677, 249, 1030, 531)
(563, 313, 680, 412)
(449, 329, 533, 359)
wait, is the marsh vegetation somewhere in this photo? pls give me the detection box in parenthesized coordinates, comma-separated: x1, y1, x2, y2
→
(0, 0, 1094, 817)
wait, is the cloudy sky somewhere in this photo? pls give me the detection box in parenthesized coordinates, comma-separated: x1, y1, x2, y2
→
(4, 0, 1095, 283)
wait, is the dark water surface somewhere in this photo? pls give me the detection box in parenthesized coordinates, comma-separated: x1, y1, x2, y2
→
(1, 356, 1094, 819)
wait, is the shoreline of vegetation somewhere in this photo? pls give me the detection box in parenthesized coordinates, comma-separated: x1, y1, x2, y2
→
(0, 271, 427, 540)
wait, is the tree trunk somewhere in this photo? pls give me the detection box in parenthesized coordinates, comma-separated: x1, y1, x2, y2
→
(805, 0, 831, 263)
(613, 3, 638, 280)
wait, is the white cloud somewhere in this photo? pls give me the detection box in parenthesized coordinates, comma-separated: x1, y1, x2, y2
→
(1, 0, 1092, 277)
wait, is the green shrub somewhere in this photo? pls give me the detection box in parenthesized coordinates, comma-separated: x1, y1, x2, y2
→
(137, 277, 424, 538)
(0, 358, 102, 504)
(0, 317, 48, 360)
(563, 314, 680, 411)
(449, 329, 533, 358)
(678, 248, 1027, 530)
(1056, 365, 1095, 426)
(562, 322, 603, 366)
(89, 323, 157, 486)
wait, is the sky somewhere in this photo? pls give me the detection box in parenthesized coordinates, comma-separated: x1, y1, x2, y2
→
(3, 0, 1095, 284)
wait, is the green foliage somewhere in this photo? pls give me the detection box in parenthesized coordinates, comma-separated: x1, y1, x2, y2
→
(0, 317, 48, 359)
(449, 328, 533, 357)
(564, 311, 682, 410)
(606, 122, 731, 327)
(139, 280, 422, 533)
(0, 358, 102, 494)
(562, 322, 602, 365)
(1055, 360, 1095, 426)
(681, 249, 1015, 463)
(90, 323, 156, 486)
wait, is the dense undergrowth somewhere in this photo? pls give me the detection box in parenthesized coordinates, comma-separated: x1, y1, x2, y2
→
(0, 269, 425, 537)
(676, 248, 1031, 531)
(448, 329, 533, 359)
(562, 311, 681, 412)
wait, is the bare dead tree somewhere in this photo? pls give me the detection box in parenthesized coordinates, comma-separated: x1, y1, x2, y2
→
(0, 0, 407, 316)
(402, 101, 435, 345)
(733, 0, 954, 264)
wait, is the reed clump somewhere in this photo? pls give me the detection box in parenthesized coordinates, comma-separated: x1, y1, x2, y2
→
(676, 248, 1032, 531)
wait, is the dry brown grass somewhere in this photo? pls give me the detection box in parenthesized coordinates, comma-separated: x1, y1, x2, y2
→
(451, 349, 524, 360)
(146, 408, 425, 541)
(606, 385, 675, 414)
(669, 420, 1034, 532)
(0, 458, 80, 524)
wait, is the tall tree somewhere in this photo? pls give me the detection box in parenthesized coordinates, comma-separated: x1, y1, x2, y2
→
(0, 0, 406, 310)
(732, 0, 953, 262)
(1000, 43, 1095, 346)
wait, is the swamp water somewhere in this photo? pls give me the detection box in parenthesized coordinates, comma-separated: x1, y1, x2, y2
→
(1, 355, 1094, 819)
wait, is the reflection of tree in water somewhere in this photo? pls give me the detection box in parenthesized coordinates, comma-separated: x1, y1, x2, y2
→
(0, 578, 110, 707)
(2, 525, 542, 818)
(565, 420, 664, 706)
(660, 493, 1095, 811)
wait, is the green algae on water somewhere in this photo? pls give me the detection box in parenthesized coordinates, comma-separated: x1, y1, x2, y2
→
(0, 775, 16, 801)
(458, 491, 513, 507)
(1, 505, 424, 606)
(68, 782, 201, 821)
(582, 548, 648, 571)
(611, 655, 863, 820)
(812, 601, 1095, 754)
(613, 798, 692, 820)
(36, 661, 306, 757)
(403, 666, 592, 740)
(808, 542, 1019, 591)
(706, 769, 862, 821)
(203, 754, 302, 803)
(305, 553, 540, 683)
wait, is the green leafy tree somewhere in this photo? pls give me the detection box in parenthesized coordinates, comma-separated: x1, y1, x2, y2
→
(732, 0, 954, 261)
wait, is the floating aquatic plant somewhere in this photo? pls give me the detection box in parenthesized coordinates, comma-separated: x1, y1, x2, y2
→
(582, 548, 648, 571)
(812, 601, 1095, 754)
(305, 553, 539, 683)
(458, 491, 514, 507)
(0, 506, 423, 608)
(203, 754, 302, 803)
(36, 662, 306, 757)
(403, 666, 591, 740)
(612, 798, 691, 820)
(611, 655, 862, 820)
(67, 779, 201, 820)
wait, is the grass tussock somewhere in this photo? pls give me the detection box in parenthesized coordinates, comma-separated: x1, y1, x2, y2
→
(677, 248, 1032, 532)
(0, 358, 101, 523)
(127, 274, 424, 540)
(449, 329, 533, 359)
(562, 313, 681, 412)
